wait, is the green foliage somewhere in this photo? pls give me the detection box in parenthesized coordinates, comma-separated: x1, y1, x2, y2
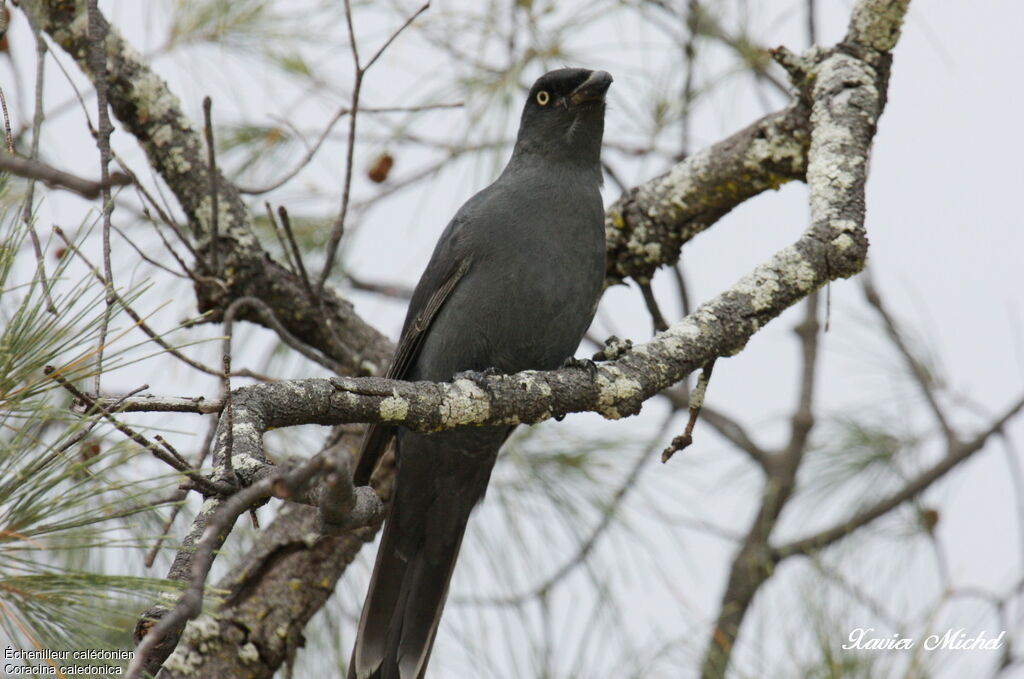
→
(0, 210, 176, 659)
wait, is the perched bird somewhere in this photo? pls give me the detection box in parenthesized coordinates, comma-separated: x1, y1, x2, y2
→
(349, 67, 613, 679)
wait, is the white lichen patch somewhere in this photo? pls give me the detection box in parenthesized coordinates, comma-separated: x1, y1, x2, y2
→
(196, 194, 238, 233)
(164, 648, 204, 675)
(733, 246, 816, 312)
(641, 241, 661, 262)
(661, 148, 712, 209)
(643, 318, 700, 359)
(849, 0, 909, 52)
(152, 125, 174, 147)
(238, 643, 260, 665)
(439, 379, 490, 427)
(778, 248, 817, 291)
(199, 497, 221, 515)
(831, 232, 856, 251)
(595, 367, 642, 420)
(745, 133, 805, 173)
(379, 394, 409, 422)
(734, 268, 781, 312)
(230, 452, 265, 475)
(167, 146, 193, 174)
(189, 617, 220, 640)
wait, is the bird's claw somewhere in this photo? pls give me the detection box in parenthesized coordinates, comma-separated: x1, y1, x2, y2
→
(560, 356, 599, 380)
(454, 366, 502, 389)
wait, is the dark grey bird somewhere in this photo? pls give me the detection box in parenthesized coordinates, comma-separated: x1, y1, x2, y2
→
(349, 67, 612, 679)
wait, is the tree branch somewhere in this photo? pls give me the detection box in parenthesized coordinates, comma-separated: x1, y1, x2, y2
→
(772, 392, 1024, 560)
(0, 152, 129, 198)
(22, 0, 393, 376)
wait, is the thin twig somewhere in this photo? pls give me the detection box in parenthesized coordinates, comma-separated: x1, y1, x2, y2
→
(44, 367, 231, 497)
(92, 394, 223, 414)
(53, 226, 225, 378)
(143, 490, 188, 568)
(0, 153, 131, 199)
(639, 280, 670, 333)
(316, 1, 431, 297)
(19, 26, 58, 315)
(787, 292, 820, 455)
(87, 0, 116, 397)
(202, 97, 219, 270)
(863, 276, 953, 439)
(236, 101, 461, 195)
(219, 296, 349, 374)
(109, 221, 188, 278)
(219, 352, 237, 486)
(345, 273, 414, 300)
(278, 206, 316, 303)
(264, 202, 297, 275)
(662, 360, 715, 462)
(773, 391, 1024, 560)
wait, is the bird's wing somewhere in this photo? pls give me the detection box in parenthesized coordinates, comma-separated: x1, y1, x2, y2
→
(352, 256, 471, 486)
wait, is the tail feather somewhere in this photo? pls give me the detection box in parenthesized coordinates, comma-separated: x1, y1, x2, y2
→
(350, 428, 506, 679)
(350, 512, 410, 679)
(349, 496, 472, 679)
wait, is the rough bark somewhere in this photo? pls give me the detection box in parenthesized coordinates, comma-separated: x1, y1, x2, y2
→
(22, 0, 392, 376)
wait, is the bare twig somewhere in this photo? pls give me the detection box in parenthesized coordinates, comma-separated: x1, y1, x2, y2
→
(19, 26, 59, 315)
(92, 394, 223, 414)
(278, 206, 316, 303)
(863, 276, 953, 439)
(346, 273, 414, 300)
(87, 0, 116, 397)
(126, 456, 329, 679)
(315, 1, 431, 297)
(787, 292, 820, 454)
(219, 296, 348, 375)
(202, 97, 219, 269)
(109, 221, 188, 278)
(1, 153, 131, 199)
(773, 392, 1024, 560)
(52, 226, 225, 379)
(44, 367, 231, 497)
(662, 360, 715, 462)
(143, 490, 189, 569)
(235, 101, 460, 196)
(639, 280, 670, 333)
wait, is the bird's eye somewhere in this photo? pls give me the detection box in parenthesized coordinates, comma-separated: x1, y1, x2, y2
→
(536, 90, 550, 106)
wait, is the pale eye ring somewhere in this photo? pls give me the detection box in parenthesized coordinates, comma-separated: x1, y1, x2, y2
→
(536, 90, 550, 106)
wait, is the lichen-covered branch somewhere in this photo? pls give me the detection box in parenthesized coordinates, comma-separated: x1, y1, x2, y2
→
(605, 104, 810, 283)
(698, 1, 909, 677)
(21, 0, 392, 375)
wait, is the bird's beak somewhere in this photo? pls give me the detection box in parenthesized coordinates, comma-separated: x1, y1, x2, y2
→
(569, 70, 613, 106)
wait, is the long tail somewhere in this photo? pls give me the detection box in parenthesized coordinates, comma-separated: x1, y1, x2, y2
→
(349, 429, 502, 679)
(348, 502, 470, 679)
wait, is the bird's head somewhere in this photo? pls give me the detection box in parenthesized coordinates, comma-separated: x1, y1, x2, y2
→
(512, 68, 612, 167)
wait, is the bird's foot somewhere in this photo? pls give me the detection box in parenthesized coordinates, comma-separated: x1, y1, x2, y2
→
(453, 366, 502, 390)
(592, 335, 633, 362)
(560, 355, 599, 380)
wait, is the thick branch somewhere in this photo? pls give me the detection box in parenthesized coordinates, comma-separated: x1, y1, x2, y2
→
(22, 0, 392, 375)
(698, 2, 905, 676)
(605, 104, 809, 283)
